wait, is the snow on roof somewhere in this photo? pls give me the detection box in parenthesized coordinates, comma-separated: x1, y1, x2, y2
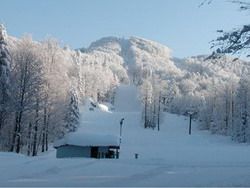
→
(54, 132, 120, 148)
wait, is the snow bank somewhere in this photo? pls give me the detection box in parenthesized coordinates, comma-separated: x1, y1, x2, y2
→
(84, 98, 112, 113)
(97, 103, 110, 112)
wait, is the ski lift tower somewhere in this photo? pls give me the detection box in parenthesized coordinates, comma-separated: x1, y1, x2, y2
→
(187, 108, 196, 135)
(119, 118, 125, 144)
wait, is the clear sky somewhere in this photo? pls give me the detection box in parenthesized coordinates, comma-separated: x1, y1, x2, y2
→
(0, 0, 249, 58)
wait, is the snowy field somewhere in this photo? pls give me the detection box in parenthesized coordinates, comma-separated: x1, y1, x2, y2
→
(1, 85, 250, 187)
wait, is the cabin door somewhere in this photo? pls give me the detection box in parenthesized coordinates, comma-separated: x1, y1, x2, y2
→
(91, 147, 98, 158)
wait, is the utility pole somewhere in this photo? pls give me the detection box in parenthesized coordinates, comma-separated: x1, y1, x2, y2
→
(189, 113, 192, 135)
(120, 118, 125, 144)
(157, 91, 161, 131)
(187, 110, 196, 135)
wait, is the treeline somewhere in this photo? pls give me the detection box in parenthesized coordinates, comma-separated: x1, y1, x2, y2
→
(134, 66, 176, 131)
(0, 26, 119, 156)
(2, 23, 250, 154)
(199, 75, 250, 143)
(136, 56, 250, 144)
(0, 34, 79, 156)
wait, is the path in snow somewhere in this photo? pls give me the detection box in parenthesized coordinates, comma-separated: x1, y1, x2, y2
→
(114, 84, 141, 112)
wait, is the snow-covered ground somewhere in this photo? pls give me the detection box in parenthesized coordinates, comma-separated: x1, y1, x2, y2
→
(1, 84, 250, 187)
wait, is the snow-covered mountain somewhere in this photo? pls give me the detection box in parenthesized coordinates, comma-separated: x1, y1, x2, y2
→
(8, 34, 248, 92)
(80, 36, 248, 82)
(5, 33, 250, 115)
(78, 36, 249, 107)
(7, 33, 249, 87)
(79, 36, 183, 83)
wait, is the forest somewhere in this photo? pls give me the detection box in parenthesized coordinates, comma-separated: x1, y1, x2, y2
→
(1, 4, 250, 156)
(0, 27, 120, 155)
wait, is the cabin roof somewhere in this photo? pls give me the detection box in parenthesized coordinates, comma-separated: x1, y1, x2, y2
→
(54, 132, 120, 148)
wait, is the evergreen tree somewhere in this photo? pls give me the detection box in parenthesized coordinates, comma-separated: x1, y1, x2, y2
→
(63, 89, 80, 134)
(0, 24, 11, 133)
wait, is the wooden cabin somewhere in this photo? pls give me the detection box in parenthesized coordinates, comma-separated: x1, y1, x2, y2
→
(54, 133, 120, 159)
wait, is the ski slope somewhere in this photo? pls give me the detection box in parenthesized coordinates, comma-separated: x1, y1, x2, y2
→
(1, 84, 250, 187)
(114, 84, 141, 112)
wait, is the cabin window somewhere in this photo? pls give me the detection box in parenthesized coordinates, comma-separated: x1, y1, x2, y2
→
(91, 147, 98, 158)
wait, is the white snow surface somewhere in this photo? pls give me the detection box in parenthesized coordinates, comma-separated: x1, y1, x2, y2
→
(1, 84, 250, 187)
(97, 103, 110, 112)
(85, 98, 112, 112)
(114, 84, 141, 112)
(54, 132, 119, 148)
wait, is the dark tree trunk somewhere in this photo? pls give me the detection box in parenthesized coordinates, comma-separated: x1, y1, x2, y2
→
(32, 124, 38, 156)
(45, 114, 50, 151)
(242, 92, 247, 143)
(41, 107, 47, 152)
(10, 112, 18, 152)
(231, 90, 235, 140)
(0, 82, 8, 133)
(16, 60, 28, 154)
(32, 98, 39, 156)
(0, 111, 3, 132)
(153, 98, 156, 129)
(144, 92, 148, 128)
(16, 110, 23, 153)
(157, 93, 161, 131)
(27, 122, 32, 156)
(225, 95, 229, 132)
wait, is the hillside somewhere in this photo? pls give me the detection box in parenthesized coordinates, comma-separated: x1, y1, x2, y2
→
(1, 84, 250, 187)
(6, 35, 249, 104)
(2, 27, 250, 159)
(82, 36, 249, 82)
(78, 36, 250, 114)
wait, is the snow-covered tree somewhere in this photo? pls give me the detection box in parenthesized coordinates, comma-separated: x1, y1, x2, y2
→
(140, 78, 153, 129)
(63, 89, 80, 134)
(200, 0, 250, 60)
(10, 36, 44, 153)
(233, 76, 250, 142)
(0, 24, 11, 134)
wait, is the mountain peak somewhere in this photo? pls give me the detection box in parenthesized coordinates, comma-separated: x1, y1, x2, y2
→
(79, 36, 181, 83)
(87, 36, 171, 57)
(88, 36, 127, 54)
(0, 24, 7, 42)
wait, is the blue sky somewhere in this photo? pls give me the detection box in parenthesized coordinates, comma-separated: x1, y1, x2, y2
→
(0, 0, 249, 57)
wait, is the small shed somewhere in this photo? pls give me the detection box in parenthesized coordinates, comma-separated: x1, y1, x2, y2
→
(54, 132, 120, 159)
